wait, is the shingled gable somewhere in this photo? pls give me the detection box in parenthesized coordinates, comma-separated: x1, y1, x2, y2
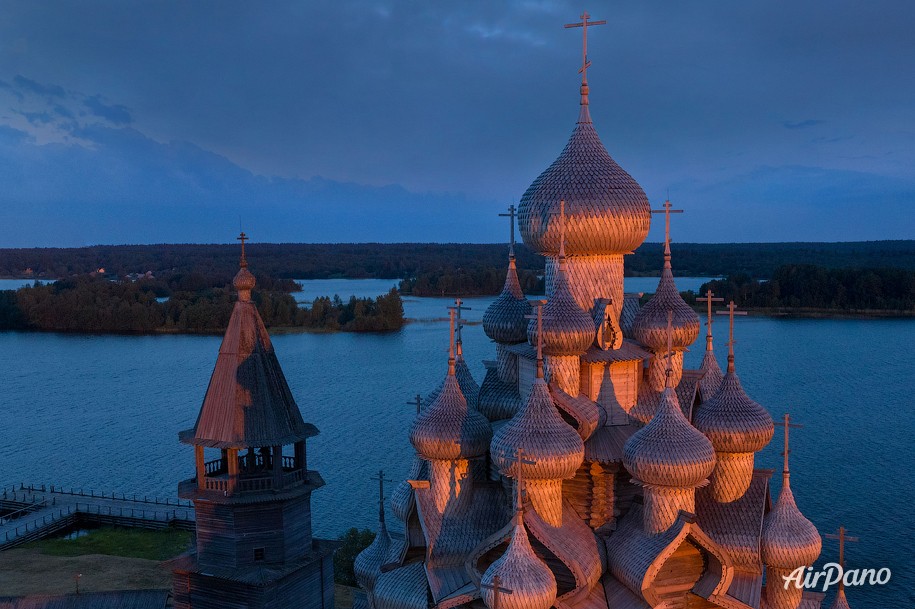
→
(179, 266, 317, 449)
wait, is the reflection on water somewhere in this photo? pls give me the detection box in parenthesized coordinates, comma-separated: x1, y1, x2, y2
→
(0, 278, 911, 606)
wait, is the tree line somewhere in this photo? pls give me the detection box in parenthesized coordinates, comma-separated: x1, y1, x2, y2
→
(693, 265, 915, 312)
(5, 241, 914, 294)
(0, 276, 404, 334)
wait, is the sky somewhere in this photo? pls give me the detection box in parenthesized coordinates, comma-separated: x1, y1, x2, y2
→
(0, 0, 913, 246)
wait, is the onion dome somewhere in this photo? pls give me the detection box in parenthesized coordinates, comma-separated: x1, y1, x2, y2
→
(698, 345, 724, 399)
(761, 479, 821, 569)
(491, 378, 584, 481)
(631, 265, 700, 352)
(481, 513, 557, 609)
(527, 258, 594, 356)
(623, 387, 716, 488)
(390, 457, 426, 522)
(354, 516, 390, 594)
(517, 109, 650, 257)
(410, 373, 491, 461)
(483, 257, 531, 344)
(694, 372, 774, 454)
(233, 266, 256, 295)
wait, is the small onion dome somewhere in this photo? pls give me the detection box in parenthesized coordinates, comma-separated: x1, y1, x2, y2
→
(693, 372, 774, 454)
(354, 519, 390, 593)
(761, 479, 822, 569)
(410, 374, 492, 461)
(631, 267, 700, 352)
(233, 267, 256, 297)
(623, 387, 716, 488)
(491, 378, 584, 481)
(481, 514, 557, 609)
(518, 117, 650, 257)
(527, 260, 594, 356)
(698, 348, 724, 399)
(483, 258, 531, 344)
(390, 457, 427, 522)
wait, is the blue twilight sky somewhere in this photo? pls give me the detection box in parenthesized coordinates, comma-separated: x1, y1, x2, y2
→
(0, 0, 913, 246)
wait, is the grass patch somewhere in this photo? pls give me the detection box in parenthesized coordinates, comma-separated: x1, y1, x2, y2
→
(25, 526, 193, 561)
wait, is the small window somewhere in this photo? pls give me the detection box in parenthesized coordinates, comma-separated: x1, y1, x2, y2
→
(254, 547, 265, 562)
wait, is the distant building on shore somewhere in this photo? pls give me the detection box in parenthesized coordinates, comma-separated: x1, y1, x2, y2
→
(355, 12, 835, 609)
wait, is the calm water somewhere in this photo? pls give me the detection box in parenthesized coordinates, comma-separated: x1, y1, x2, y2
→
(0, 277, 911, 606)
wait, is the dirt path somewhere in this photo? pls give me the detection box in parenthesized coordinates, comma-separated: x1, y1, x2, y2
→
(0, 547, 170, 596)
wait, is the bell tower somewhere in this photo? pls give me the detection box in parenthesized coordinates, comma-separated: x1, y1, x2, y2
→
(171, 233, 335, 609)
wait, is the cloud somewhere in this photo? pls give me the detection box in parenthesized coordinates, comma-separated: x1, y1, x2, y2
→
(84, 95, 132, 125)
(783, 119, 825, 130)
(12, 74, 65, 97)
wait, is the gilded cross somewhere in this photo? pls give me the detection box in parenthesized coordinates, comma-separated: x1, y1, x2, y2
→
(564, 12, 606, 84)
(371, 469, 394, 524)
(237, 231, 249, 268)
(524, 300, 547, 378)
(825, 526, 859, 592)
(651, 200, 683, 259)
(716, 300, 747, 371)
(696, 289, 724, 339)
(498, 204, 518, 257)
(778, 413, 804, 476)
(481, 574, 514, 609)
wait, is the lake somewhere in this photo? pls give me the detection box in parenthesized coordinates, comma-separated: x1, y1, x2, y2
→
(0, 277, 910, 606)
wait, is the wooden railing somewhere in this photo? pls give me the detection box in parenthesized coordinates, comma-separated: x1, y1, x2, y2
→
(199, 467, 311, 494)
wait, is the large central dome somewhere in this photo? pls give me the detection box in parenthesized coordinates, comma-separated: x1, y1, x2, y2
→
(518, 108, 651, 256)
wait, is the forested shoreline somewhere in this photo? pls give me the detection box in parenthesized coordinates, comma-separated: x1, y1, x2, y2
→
(0, 275, 404, 335)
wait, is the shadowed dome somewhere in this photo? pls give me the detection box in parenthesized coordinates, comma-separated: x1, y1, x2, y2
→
(483, 258, 532, 344)
(518, 119, 650, 256)
(623, 387, 716, 488)
(481, 515, 557, 609)
(410, 374, 492, 461)
(631, 267, 700, 352)
(694, 371, 774, 454)
(526, 260, 594, 356)
(761, 481, 822, 569)
(354, 518, 390, 593)
(491, 379, 584, 481)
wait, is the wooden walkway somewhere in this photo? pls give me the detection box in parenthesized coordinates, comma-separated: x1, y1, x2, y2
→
(0, 484, 195, 551)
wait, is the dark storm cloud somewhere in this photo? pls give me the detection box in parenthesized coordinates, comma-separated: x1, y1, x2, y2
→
(0, 0, 912, 245)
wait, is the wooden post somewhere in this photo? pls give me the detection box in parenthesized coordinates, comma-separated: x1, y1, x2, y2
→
(294, 441, 306, 471)
(273, 445, 283, 489)
(195, 446, 205, 488)
(227, 448, 238, 494)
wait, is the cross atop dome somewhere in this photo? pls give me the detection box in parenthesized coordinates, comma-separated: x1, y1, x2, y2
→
(716, 300, 748, 372)
(499, 204, 518, 258)
(564, 11, 606, 113)
(651, 200, 683, 265)
(237, 231, 249, 268)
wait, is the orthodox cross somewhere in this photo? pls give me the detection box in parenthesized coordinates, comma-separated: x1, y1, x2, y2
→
(716, 300, 747, 371)
(499, 204, 518, 257)
(696, 289, 724, 340)
(447, 308, 457, 375)
(371, 469, 393, 524)
(449, 298, 472, 356)
(481, 575, 514, 609)
(564, 12, 606, 84)
(778, 413, 804, 476)
(503, 447, 536, 512)
(825, 526, 859, 593)
(406, 393, 422, 415)
(663, 310, 676, 387)
(524, 300, 547, 378)
(651, 200, 683, 259)
(237, 231, 249, 268)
